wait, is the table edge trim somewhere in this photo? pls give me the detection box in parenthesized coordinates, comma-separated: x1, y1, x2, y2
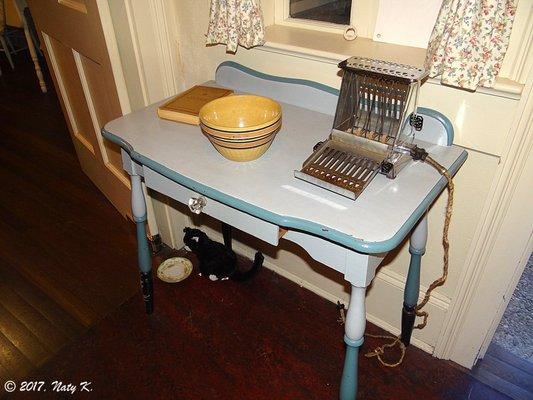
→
(102, 127, 468, 254)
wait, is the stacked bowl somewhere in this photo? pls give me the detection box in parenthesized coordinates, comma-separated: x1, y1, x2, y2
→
(199, 95, 282, 162)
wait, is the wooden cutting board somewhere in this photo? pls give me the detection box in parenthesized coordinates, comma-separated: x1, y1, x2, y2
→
(157, 85, 233, 125)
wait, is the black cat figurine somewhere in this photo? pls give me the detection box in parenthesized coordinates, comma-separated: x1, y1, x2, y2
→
(183, 227, 263, 282)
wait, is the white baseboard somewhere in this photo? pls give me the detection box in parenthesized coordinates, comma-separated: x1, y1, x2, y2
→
(378, 268, 451, 311)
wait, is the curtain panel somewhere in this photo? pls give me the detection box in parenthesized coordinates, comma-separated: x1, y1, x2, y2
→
(425, 0, 516, 90)
(206, 0, 265, 53)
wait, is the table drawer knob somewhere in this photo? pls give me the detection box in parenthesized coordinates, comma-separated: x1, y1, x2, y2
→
(188, 196, 206, 214)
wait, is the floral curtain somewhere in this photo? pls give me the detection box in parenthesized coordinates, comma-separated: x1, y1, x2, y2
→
(206, 0, 265, 53)
(425, 0, 516, 90)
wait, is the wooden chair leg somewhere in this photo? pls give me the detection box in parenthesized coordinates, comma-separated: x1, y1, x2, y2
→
(0, 35, 14, 69)
(23, 26, 47, 93)
(5, 33, 16, 54)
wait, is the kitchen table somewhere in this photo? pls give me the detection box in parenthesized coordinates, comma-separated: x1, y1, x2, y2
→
(103, 62, 467, 400)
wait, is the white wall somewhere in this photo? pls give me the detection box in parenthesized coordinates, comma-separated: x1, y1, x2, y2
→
(110, 0, 531, 357)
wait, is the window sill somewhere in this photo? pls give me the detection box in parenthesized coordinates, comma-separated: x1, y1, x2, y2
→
(260, 25, 427, 66)
(256, 25, 523, 99)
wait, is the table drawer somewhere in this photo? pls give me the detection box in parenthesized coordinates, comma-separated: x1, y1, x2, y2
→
(144, 167, 280, 246)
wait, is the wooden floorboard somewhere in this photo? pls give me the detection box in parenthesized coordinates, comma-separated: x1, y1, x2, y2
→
(0, 221, 101, 326)
(471, 366, 533, 400)
(0, 286, 69, 352)
(0, 51, 138, 384)
(0, 363, 12, 388)
(0, 331, 33, 382)
(0, 303, 50, 367)
(0, 264, 84, 340)
(482, 354, 533, 394)
(488, 343, 533, 376)
(470, 343, 533, 400)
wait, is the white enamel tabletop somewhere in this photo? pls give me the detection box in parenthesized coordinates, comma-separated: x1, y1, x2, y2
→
(105, 97, 465, 248)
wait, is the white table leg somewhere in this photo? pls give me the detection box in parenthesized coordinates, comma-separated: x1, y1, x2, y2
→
(340, 285, 366, 400)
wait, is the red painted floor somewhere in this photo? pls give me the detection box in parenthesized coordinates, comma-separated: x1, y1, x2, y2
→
(7, 252, 509, 400)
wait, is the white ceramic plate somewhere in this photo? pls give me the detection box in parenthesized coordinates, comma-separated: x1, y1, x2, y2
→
(157, 257, 193, 283)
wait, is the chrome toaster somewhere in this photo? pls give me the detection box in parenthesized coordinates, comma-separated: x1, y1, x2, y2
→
(295, 56, 429, 200)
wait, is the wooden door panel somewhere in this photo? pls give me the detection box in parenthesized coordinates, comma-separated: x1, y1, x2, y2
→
(29, 0, 131, 217)
(79, 54, 129, 186)
(45, 35, 99, 158)
(28, 0, 106, 65)
(57, 0, 88, 14)
(42, 33, 117, 200)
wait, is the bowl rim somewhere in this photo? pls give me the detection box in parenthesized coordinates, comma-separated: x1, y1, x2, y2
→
(199, 94, 282, 132)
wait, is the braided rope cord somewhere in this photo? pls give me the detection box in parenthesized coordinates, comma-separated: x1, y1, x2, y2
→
(364, 155, 454, 367)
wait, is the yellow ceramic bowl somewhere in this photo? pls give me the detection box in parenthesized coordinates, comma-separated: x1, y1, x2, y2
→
(202, 124, 281, 162)
(211, 141, 275, 162)
(199, 95, 282, 132)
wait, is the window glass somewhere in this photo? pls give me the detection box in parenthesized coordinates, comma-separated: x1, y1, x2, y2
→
(289, 0, 352, 25)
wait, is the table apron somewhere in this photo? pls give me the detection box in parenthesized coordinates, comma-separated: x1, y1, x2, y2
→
(123, 151, 386, 287)
(143, 166, 282, 247)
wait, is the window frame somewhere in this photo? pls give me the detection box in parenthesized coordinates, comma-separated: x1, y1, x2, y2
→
(274, 0, 357, 34)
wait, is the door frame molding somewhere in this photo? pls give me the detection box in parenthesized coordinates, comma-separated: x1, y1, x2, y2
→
(97, 0, 183, 235)
(95, 0, 132, 115)
(434, 64, 533, 367)
(119, 0, 182, 241)
(122, 0, 181, 103)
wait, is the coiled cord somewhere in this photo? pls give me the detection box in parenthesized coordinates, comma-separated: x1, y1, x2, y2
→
(361, 150, 455, 367)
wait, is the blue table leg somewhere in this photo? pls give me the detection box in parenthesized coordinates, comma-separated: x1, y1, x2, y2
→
(340, 285, 366, 400)
(401, 213, 427, 345)
(131, 174, 153, 314)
